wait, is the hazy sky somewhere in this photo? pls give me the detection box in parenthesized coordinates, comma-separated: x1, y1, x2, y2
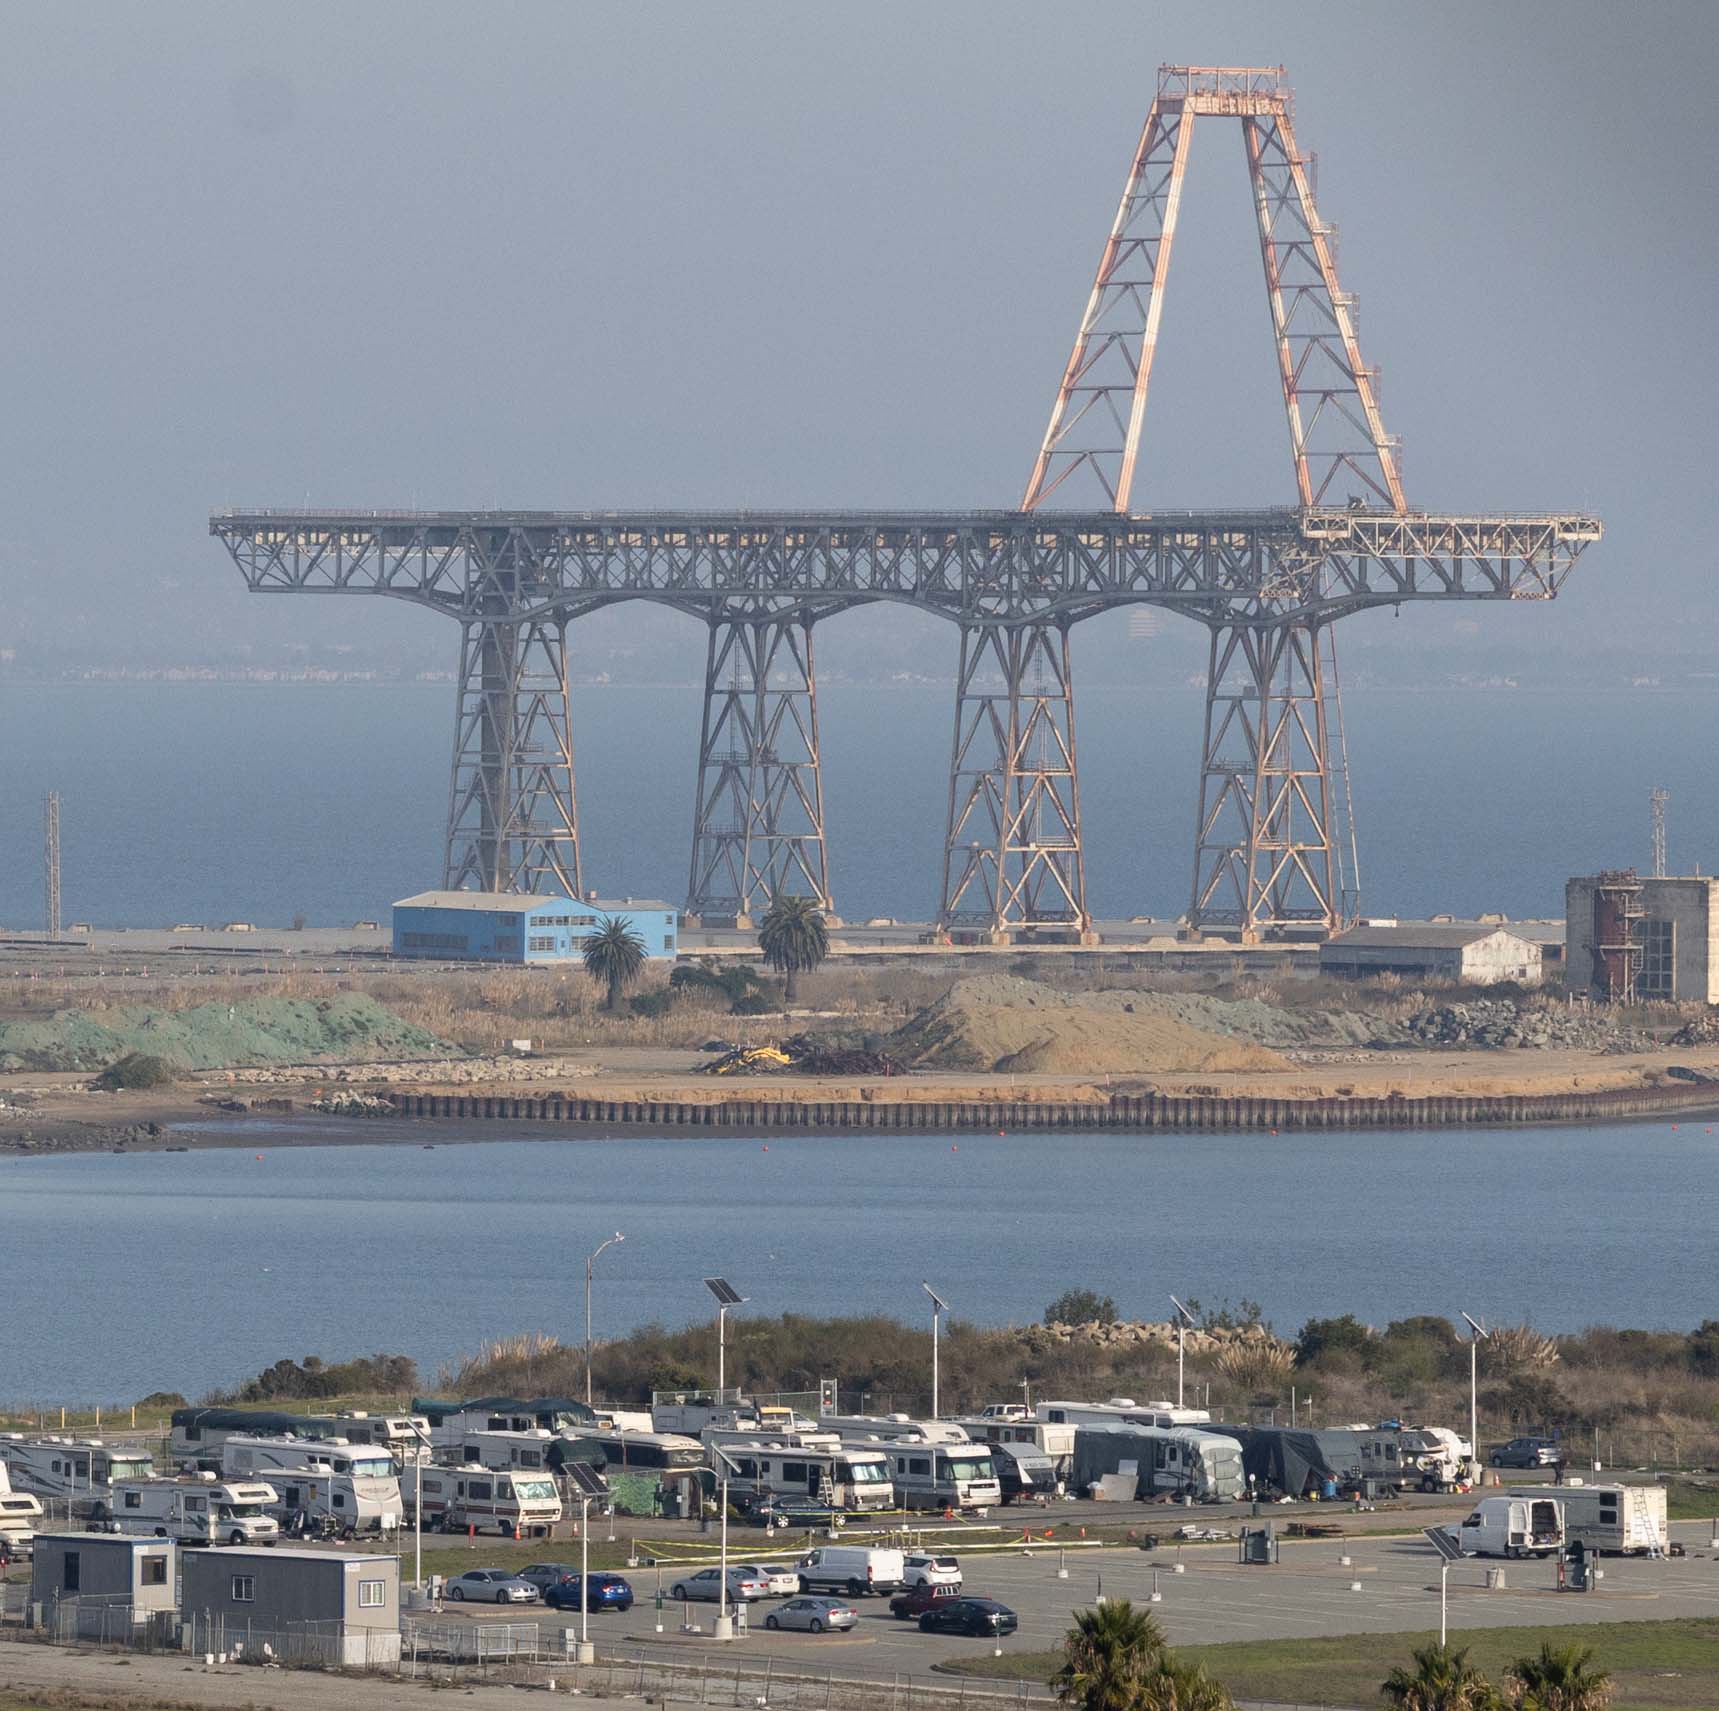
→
(0, 0, 1712, 677)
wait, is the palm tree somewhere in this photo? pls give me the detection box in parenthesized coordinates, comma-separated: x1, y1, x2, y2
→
(757, 893, 829, 1004)
(582, 916, 647, 1012)
(1381, 1644, 1506, 1711)
(1508, 1641, 1612, 1711)
(1137, 1657, 1234, 1711)
(1052, 1599, 1168, 1711)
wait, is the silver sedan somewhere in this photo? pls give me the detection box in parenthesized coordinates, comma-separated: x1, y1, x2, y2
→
(446, 1568, 540, 1604)
(764, 1596, 859, 1633)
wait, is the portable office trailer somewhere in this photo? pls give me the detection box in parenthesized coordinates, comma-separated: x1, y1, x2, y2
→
(220, 1437, 403, 1532)
(180, 1546, 401, 1668)
(30, 1534, 176, 1640)
(0, 1436, 156, 1508)
(711, 1439, 895, 1511)
(1506, 1483, 1667, 1554)
(108, 1477, 281, 1545)
(1072, 1425, 1245, 1503)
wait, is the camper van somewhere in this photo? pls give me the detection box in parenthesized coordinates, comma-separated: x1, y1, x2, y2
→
(1447, 1494, 1564, 1559)
(170, 1408, 343, 1471)
(711, 1438, 895, 1511)
(0, 1436, 156, 1508)
(0, 1463, 43, 1553)
(219, 1436, 403, 1532)
(109, 1476, 281, 1545)
(819, 1413, 972, 1445)
(407, 1466, 562, 1536)
(1507, 1483, 1667, 1555)
(879, 1443, 1001, 1511)
(416, 1396, 598, 1452)
(1036, 1399, 1212, 1430)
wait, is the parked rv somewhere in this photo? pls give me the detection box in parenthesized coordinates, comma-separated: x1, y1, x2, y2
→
(407, 1467, 562, 1536)
(0, 1436, 156, 1509)
(1036, 1398, 1212, 1430)
(219, 1436, 403, 1532)
(819, 1413, 972, 1445)
(1507, 1483, 1667, 1555)
(708, 1436, 894, 1512)
(414, 1396, 598, 1452)
(989, 1441, 1060, 1503)
(0, 1464, 43, 1554)
(108, 1476, 281, 1546)
(1072, 1425, 1246, 1503)
(1446, 1495, 1564, 1559)
(878, 1443, 1000, 1511)
(1355, 1425, 1475, 1493)
(327, 1413, 432, 1463)
(170, 1408, 342, 1470)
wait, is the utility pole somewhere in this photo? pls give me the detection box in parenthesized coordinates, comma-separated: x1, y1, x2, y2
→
(1651, 787, 1669, 878)
(43, 792, 61, 940)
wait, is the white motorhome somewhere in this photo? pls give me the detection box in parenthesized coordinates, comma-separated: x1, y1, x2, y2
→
(329, 1412, 431, 1463)
(1507, 1483, 1667, 1555)
(878, 1442, 1001, 1511)
(219, 1436, 402, 1532)
(109, 1476, 281, 1545)
(651, 1390, 814, 1438)
(710, 1437, 895, 1511)
(0, 1436, 156, 1508)
(408, 1467, 562, 1536)
(1037, 1399, 1213, 1429)
(0, 1463, 43, 1553)
(819, 1413, 972, 1445)
(1447, 1494, 1564, 1559)
(1356, 1426, 1475, 1493)
(422, 1399, 596, 1452)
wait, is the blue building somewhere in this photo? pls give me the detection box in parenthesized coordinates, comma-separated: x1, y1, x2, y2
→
(391, 891, 677, 964)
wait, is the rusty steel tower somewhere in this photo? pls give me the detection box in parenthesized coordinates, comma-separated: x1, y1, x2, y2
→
(210, 64, 1600, 934)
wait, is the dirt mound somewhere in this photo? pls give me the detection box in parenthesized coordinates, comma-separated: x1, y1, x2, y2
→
(0, 995, 452, 1074)
(892, 976, 1292, 1076)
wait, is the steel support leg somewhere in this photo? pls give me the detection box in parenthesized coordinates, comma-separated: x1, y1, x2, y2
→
(444, 612, 581, 895)
(1188, 619, 1343, 942)
(685, 615, 832, 927)
(938, 620, 1090, 943)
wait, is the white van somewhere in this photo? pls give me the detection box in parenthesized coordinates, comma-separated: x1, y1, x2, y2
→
(797, 1545, 905, 1596)
(1447, 1494, 1564, 1559)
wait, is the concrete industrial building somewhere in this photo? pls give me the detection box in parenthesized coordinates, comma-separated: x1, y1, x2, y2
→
(1566, 873, 1719, 1002)
(391, 892, 676, 965)
(1319, 924, 1542, 986)
(180, 1546, 401, 1668)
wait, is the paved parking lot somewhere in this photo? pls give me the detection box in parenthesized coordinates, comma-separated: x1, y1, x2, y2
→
(415, 1519, 1719, 1679)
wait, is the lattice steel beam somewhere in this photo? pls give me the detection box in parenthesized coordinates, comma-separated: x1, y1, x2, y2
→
(938, 621, 1088, 941)
(686, 614, 831, 927)
(444, 609, 581, 896)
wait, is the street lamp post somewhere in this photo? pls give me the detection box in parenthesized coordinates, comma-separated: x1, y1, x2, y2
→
(704, 1277, 746, 1402)
(406, 1420, 433, 1595)
(1461, 1313, 1489, 1479)
(585, 1232, 625, 1407)
(1170, 1296, 1196, 1409)
(709, 1444, 741, 1642)
(923, 1282, 948, 1418)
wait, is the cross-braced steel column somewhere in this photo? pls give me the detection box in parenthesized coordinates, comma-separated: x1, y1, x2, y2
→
(444, 607, 581, 896)
(938, 620, 1089, 942)
(685, 613, 831, 928)
(1189, 618, 1349, 941)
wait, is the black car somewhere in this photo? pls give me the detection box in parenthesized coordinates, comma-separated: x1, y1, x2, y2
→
(751, 1496, 848, 1530)
(918, 1597, 1018, 1638)
(545, 1572, 635, 1612)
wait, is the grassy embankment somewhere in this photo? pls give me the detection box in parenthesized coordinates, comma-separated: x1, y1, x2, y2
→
(943, 1617, 1719, 1710)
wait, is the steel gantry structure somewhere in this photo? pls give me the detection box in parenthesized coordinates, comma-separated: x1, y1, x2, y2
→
(209, 65, 1600, 940)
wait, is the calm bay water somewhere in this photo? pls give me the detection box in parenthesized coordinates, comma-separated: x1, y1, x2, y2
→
(0, 682, 1707, 928)
(3, 1120, 1714, 1403)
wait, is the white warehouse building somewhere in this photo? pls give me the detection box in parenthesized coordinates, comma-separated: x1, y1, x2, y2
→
(1319, 924, 1542, 986)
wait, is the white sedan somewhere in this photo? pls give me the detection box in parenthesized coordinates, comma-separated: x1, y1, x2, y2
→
(734, 1561, 798, 1597)
(670, 1567, 770, 1603)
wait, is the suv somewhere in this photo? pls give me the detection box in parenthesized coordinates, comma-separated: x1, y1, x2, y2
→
(902, 1553, 961, 1588)
(890, 1582, 961, 1620)
(1489, 1438, 1560, 1469)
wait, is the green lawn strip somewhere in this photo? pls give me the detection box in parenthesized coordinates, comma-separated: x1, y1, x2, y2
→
(939, 1617, 1719, 1710)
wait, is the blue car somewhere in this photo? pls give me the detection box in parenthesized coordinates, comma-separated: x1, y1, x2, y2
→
(544, 1572, 634, 1613)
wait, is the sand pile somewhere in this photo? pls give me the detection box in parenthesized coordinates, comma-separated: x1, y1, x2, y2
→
(892, 976, 1293, 1075)
(0, 995, 451, 1074)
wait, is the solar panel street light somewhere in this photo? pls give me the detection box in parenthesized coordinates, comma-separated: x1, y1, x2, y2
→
(704, 1278, 748, 1399)
(924, 1283, 949, 1418)
(1461, 1313, 1490, 1476)
(1169, 1296, 1196, 1408)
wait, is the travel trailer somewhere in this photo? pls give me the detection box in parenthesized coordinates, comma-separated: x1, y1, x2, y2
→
(219, 1436, 403, 1532)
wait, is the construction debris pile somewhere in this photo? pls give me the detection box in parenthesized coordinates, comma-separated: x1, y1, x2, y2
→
(696, 1036, 906, 1077)
(1397, 1000, 1651, 1054)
